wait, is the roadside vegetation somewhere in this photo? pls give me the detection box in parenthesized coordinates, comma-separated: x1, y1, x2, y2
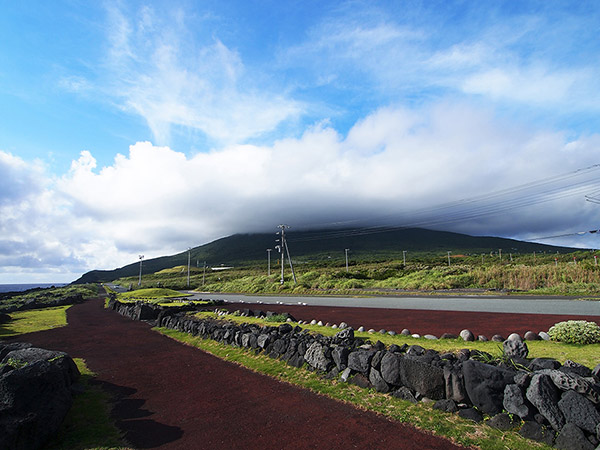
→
(111, 249, 600, 297)
(0, 284, 99, 312)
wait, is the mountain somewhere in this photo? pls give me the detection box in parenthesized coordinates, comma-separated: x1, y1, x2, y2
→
(73, 227, 579, 283)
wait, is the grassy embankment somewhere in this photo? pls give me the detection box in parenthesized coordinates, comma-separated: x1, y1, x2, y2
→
(112, 250, 600, 297)
(0, 286, 129, 450)
(0, 284, 99, 312)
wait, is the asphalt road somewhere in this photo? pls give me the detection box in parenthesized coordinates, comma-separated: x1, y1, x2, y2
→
(185, 291, 600, 316)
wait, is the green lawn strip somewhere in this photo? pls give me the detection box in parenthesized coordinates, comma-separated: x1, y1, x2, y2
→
(117, 288, 192, 301)
(198, 311, 600, 368)
(0, 306, 71, 338)
(44, 358, 130, 450)
(156, 327, 551, 450)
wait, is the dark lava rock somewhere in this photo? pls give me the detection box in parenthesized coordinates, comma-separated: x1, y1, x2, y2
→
(526, 373, 565, 432)
(433, 399, 458, 413)
(458, 407, 483, 423)
(462, 360, 515, 416)
(519, 421, 555, 446)
(390, 386, 418, 404)
(555, 423, 595, 450)
(487, 412, 518, 431)
(558, 390, 600, 434)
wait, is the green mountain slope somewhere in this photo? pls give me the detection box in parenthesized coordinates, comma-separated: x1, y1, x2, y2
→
(73, 227, 578, 283)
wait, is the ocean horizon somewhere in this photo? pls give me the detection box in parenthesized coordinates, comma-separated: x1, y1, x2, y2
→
(0, 283, 69, 294)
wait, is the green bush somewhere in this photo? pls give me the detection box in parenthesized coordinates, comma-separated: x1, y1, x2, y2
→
(548, 320, 600, 344)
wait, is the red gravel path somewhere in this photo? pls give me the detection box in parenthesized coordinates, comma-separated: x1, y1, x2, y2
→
(224, 303, 600, 337)
(15, 298, 464, 450)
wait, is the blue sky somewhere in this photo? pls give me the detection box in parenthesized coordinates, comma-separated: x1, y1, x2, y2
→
(1, 0, 600, 282)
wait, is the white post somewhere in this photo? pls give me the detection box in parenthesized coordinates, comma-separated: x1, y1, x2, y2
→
(345, 248, 349, 272)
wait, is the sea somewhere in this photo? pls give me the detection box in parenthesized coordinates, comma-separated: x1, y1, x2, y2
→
(0, 283, 68, 294)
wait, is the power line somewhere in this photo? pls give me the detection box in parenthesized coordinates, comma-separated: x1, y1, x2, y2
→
(289, 164, 600, 244)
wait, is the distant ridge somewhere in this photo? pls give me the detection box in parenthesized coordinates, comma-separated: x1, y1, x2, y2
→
(73, 227, 579, 284)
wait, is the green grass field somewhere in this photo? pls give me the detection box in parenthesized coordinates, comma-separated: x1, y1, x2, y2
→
(0, 305, 70, 337)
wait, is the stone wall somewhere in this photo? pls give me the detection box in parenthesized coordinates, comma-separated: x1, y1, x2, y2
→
(112, 300, 600, 450)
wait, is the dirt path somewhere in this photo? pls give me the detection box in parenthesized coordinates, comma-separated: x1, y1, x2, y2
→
(16, 298, 464, 450)
(225, 303, 599, 337)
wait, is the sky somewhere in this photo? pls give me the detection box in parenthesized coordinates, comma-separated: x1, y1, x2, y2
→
(1, 0, 600, 283)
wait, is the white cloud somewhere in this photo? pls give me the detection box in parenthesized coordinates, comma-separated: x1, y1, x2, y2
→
(2, 102, 600, 283)
(102, 4, 302, 145)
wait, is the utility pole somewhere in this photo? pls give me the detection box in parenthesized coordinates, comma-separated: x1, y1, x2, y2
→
(202, 261, 206, 286)
(267, 249, 272, 276)
(276, 224, 296, 284)
(187, 248, 191, 288)
(138, 255, 144, 286)
(499, 249, 502, 261)
(447, 251, 451, 266)
(345, 248, 350, 272)
(403, 250, 407, 265)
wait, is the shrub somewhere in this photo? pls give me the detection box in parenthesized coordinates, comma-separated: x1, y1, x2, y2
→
(548, 320, 600, 344)
(264, 314, 288, 323)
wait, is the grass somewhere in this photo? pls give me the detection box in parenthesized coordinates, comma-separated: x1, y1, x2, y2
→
(111, 256, 600, 297)
(156, 327, 553, 450)
(197, 311, 600, 368)
(0, 305, 71, 338)
(44, 359, 130, 450)
(0, 284, 99, 312)
(117, 288, 191, 300)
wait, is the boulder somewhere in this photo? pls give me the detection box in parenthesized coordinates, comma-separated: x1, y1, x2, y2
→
(503, 337, 529, 359)
(458, 407, 483, 423)
(503, 383, 531, 419)
(348, 350, 375, 374)
(459, 329, 474, 341)
(558, 390, 600, 434)
(347, 373, 372, 389)
(331, 346, 350, 370)
(528, 358, 561, 371)
(390, 386, 418, 404)
(0, 342, 32, 361)
(561, 360, 593, 378)
(555, 423, 595, 450)
(380, 352, 401, 385)
(333, 327, 354, 342)
(526, 373, 565, 432)
(369, 368, 390, 393)
(399, 356, 445, 400)
(304, 342, 331, 372)
(538, 331, 551, 341)
(540, 369, 600, 404)
(488, 412, 518, 430)
(443, 364, 469, 404)
(0, 313, 11, 324)
(462, 360, 515, 416)
(0, 352, 79, 450)
(433, 399, 458, 413)
(524, 331, 541, 341)
(519, 421, 555, 446)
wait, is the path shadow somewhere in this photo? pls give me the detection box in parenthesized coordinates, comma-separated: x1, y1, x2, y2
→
(92, 379, 184, 448)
